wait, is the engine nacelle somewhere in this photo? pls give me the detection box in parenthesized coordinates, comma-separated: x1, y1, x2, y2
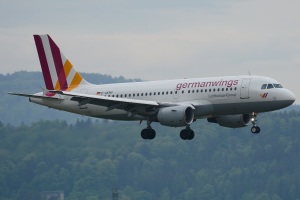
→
(157, 106, 194, 127)
(207, 114, 251, 128)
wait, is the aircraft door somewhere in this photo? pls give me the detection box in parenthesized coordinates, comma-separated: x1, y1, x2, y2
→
(240, 78, 251, 99)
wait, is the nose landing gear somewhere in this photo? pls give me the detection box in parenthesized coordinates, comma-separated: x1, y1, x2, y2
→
(250, 113, 261, 134)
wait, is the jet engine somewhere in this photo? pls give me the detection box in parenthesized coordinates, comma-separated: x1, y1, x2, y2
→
(157, 105, 194, 127)
(207, 114, 251, 128)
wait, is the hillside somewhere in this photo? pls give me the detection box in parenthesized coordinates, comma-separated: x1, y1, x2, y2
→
(1, 71, 300, 200)
(0, 111, 300, 200)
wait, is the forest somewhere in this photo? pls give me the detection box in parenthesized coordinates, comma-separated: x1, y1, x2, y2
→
(1, 71, 300, 199)
(1, 111, 300, 200)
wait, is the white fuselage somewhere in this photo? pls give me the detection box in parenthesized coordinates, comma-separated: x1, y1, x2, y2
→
(30, 75, 295, 121)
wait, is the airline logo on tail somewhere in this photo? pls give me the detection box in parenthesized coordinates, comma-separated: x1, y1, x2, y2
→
(34, 35, 87, 92)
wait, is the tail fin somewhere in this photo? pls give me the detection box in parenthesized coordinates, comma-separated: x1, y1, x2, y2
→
(33, 34, 89, 91)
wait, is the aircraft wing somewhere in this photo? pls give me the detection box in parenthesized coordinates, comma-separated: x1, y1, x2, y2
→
(51, 91, 163, 114)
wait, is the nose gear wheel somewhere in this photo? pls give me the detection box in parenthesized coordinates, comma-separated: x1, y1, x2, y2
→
(250, 112, 261, 134)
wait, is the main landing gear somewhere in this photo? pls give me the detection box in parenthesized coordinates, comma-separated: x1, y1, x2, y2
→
(250, 113, 261, 134)
(141, 120, 156, 140)
(140, 120, 195, 140)
(141, 127, 156, 139)
(180, 126, 195, 140)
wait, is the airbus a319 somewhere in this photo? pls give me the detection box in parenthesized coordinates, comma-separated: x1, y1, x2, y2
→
(9, 35, 296, 140)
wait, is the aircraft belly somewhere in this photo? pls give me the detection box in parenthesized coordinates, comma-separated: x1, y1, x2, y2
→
(212, 100, 293, 115)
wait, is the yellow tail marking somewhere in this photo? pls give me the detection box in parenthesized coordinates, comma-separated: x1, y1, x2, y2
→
(63, 59, 73, 78)
(55, 80, 61, 90)
(66, 72, 83, 91)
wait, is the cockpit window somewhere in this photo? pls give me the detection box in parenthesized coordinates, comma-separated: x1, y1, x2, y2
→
(267, 84, 274, 89)
(262, 83, 283, 90)
(273, 84, 283, 88)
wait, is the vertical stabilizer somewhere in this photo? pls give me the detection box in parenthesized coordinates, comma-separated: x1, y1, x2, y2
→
(34, 34, 89, 91)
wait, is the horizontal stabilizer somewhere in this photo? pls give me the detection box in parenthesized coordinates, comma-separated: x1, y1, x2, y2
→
(7, 92, 63, 100)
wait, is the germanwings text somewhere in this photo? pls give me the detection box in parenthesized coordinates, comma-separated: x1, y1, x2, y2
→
(176, 80, 239, 91)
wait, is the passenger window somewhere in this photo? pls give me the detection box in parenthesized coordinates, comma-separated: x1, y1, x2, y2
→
(170, 91, 173, 94)
(141, 93, 143, 96)
(145, 93, 148, 96)
(125, 94, 127, 97)
(205, 89, 207, 92)
(222, 88, 224, 91)
(162, 92, 164, 95)
(175, 91, 178, 94)
(166, 91, 168, 95)
(261, 84, 267, 89)
(197, 89, 199, 93)
(129, 94, 131, 97)
(267, 84, 274, 89)
(182, 91, 184, 94)
(137, 93, 139, 96)
(158, 92, 160, 95)
(154, 92, 156, 95)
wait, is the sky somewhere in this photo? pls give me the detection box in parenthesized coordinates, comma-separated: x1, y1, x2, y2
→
(0, 0, 299, 103)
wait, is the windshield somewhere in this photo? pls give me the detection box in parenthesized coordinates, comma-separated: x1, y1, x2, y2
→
(261, 83, 283, 90)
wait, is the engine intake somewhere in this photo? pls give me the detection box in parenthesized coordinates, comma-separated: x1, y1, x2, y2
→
(207, 114, 251, 128)
(157, 106, 194, 127)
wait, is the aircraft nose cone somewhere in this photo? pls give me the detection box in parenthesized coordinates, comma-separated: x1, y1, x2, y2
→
(286, 90, 296, 104)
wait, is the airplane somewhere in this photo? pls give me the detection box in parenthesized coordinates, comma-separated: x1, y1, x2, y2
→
(8, 34, 296, 140)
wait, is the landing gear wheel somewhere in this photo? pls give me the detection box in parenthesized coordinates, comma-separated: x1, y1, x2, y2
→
(180, 129, 188, 140)
(141, 128, 156, 140)
(189, 130, 195, 140)
(141, 119, 156, 140)
(149, 129, 156, 139)
(180, 128, 195, 140)
(141, 129, 148, 139)
(251, 126, 261, 134)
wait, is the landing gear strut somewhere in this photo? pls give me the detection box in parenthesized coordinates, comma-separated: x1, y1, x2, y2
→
(180, 126, 195, 140)
(141, 120, 156, 140)
(250, 113, 261, 134)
